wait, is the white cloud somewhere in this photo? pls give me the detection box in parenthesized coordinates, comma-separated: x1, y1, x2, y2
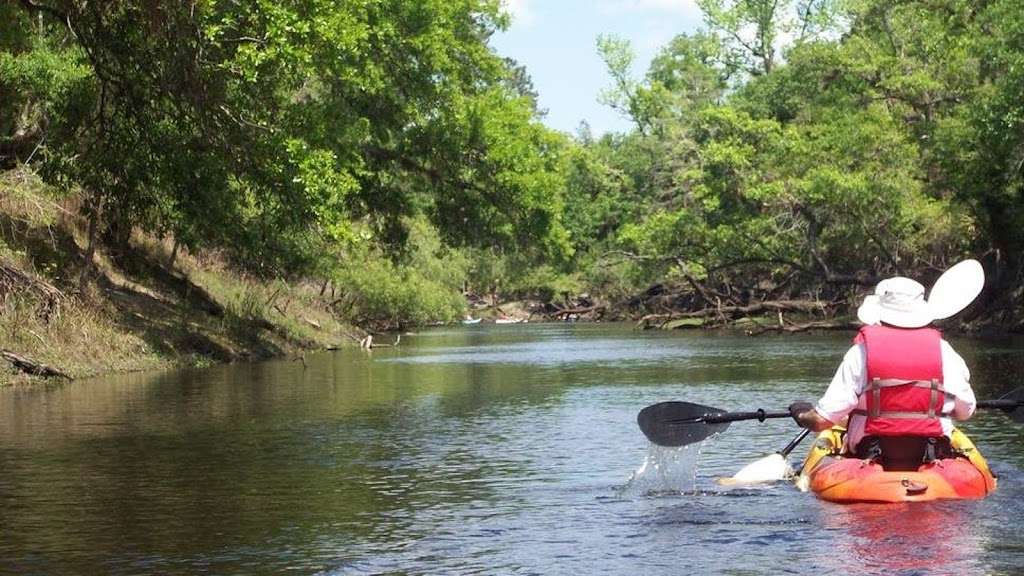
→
(502, 0, 536, 27)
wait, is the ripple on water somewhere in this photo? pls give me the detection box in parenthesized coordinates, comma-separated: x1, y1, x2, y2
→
(1, 326, 1024, 575)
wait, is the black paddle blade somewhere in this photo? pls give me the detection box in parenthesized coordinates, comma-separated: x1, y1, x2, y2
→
(1001, 388, 1024, 423)
(637, 401, 730, 447)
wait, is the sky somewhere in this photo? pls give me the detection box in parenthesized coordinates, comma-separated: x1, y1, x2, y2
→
(490, 0, 705, 136)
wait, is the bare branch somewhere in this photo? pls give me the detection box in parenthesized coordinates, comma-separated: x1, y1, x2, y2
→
(17, 0, 67, 20)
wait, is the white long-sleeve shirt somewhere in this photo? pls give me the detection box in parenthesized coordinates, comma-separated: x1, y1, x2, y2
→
(815, 340, 976, 451)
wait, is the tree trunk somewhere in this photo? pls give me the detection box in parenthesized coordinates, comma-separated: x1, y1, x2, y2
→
(168, 237, 180, 268)
(80, 202, 99, 291)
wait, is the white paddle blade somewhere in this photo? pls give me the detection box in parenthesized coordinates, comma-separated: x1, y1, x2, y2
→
(928, 259, 985, 320)
(716, 453, 791, 486)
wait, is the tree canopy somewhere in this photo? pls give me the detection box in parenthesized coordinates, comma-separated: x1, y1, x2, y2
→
(562, 0, 1024, 323)
(5, 0, 1024, 326)
(3, 0, 569, 277)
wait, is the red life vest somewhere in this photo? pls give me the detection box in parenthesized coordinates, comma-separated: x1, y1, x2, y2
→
(854, 325, 946, 437)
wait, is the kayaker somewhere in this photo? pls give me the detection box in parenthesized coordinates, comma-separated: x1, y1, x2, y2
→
(788, 277, 977, 471)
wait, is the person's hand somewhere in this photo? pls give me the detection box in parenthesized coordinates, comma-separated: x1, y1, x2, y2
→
(788, 401, 814, 427)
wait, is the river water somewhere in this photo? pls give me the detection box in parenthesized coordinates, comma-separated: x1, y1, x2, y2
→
(2, 324, 1024, 575)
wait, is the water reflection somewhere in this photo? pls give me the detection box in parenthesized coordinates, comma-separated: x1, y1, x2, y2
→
(816, 503, 986, 575)
(0, 324, 1022, 575)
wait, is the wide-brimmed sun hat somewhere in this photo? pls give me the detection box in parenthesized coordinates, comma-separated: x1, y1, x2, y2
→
(857, 260, 986, 328)
(856, 277, 932, 328)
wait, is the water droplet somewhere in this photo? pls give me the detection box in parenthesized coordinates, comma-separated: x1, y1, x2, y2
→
(617, 442, 702, 497)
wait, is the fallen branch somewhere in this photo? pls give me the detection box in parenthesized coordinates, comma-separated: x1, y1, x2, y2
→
(747, 320, 859, 335)
(635, 299, 840, 330)
(552, 305, 605, 318)
(636, 313, 675, 330)
(0, 261, 65, 323)
(671, 299, 830, 319)
(264, 285, 283, 308)
(0, 261, 65, 301)
(1, 349, 72, 379)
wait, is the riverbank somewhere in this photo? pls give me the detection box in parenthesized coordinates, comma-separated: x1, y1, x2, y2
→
(494, 277, 1012, 336)
(0, 169, 354, 386)
(3, 165, 1013, 386)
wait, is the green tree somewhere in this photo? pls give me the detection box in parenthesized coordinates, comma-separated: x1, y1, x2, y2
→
(696, 0, 839, 75)
(5, 0, 571, 279)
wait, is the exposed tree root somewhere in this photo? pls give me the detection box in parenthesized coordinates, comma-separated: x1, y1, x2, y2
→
(1, 348, 71, 379)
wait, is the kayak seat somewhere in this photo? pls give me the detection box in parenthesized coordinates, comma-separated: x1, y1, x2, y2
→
(854, 435, 953, 472)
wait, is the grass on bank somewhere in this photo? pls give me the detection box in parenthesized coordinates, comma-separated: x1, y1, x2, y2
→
(0, 168, 358, 386)
(0, 170, 162, 383)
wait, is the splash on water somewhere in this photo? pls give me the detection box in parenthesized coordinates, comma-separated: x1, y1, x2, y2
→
(617, 442, 703, 497)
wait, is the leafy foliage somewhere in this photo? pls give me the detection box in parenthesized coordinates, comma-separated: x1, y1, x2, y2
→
(333, 219, 468, 328)
(574, 0, 1023, 314)
(3, 0, 568, 279)
(7, 0, 1024, 328)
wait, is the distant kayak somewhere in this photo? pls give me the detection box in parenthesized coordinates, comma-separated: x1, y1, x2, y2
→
(797, 427, 997, 503)
(494, 318, 526, 324)
(461, 318, 482, 325)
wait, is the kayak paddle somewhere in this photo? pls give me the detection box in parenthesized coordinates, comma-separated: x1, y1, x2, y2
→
(978, 387, 1024, 422)
(927, 259, 985, 320)
(636, 401, 790, 447)
(640, 387, 1024, 448)
(717, 428, 812, 486)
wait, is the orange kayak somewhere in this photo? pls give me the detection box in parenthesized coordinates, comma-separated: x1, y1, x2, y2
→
(797, 427, 997, 503)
